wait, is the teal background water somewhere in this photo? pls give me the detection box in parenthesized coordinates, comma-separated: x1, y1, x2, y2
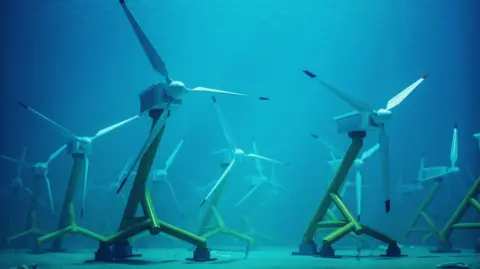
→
(1, 0, 479, 248)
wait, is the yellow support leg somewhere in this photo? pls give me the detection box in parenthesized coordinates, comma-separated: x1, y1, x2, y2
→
(292, 131, 401, 257)
(94, 110, 213, 262)
(432, 176, 480, 253)
(402, 178, 442, 245)
(7, 175, 45, 252)
(242, 215, 271, 242)
(34, 155, 105, 253)
(197, 162, 254, 250)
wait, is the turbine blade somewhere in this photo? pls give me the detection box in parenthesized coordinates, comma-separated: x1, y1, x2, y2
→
(251, 138, 265, 177)
(450, 124, 458, 168)
(244, 153, 288, 166)
(47, 144, 67, 164)
(211, 96, 237, 148)
(93, 114, 140, 140)
(385, 74, 428, 110)
(417, 167, 449, 182)
(355, 170, 362, 221)
(235, 181, 263, 207)
(192, 87, 269, 101)
(201, 159, 236, 206)
(303, 70, 373, 112)
(117, 108, 170, 193)
(163, 178, 184, 218)
(81, 155, 89, 219)
(44, 175, 56, 219)
(212, 149, 227, 155)
(0, 156, 30, 167)
(474, 133, 480, 150)
(165, 137, 185, 171)
(117, 156, 133, 184)
(311, 134, 344, 159)
(18, 102, 77, 140)
(379, 127, 391, 213)
(266, 179, 289, 192)
(465, 167, 476, 183)
(18, 146, 28, 177)
(417, 155, 425, 181)
(360, 143, 380, 161)
(119, 0, 170, 82)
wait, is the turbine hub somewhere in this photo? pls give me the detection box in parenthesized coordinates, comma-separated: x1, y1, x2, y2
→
(155, 170, 168, 177)
(371, 109, 392, 125)
(167, 80, 188, 100)
(449, 166, 460, 174)
(33, 163, 48, 176)
(353, 159, 364, 168)
(234, 148, 245, 155)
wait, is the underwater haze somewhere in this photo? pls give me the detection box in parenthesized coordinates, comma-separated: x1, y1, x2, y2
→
(1, 0, 479, 262)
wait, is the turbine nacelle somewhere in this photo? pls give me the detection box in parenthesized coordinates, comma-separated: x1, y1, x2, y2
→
(371, 109, 393, 125)
(154, 169, 168, 177)
(32, 162, 48, 176)
(448, 166, 460, 174)
(167, 80, 188, 100)
(474, 133, 480, 150)
(334, 111, 381, 134)
(67, 137, 93, 156)
(234, 148, 245, 156)
(353, 159, 364, 168)
(139, 83, 182, 114)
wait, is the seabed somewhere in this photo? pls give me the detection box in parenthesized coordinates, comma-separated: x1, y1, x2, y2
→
(1, 246, 479, 269)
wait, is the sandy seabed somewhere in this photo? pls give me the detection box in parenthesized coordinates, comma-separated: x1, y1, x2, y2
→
(0, 246, 479, 269)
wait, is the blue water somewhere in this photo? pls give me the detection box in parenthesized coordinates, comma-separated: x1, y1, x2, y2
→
(0, 0, 479, 251)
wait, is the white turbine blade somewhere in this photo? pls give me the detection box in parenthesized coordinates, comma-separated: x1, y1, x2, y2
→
(303, 70, 373, 112)
(163, 177, 184, 218)
(117, 108, 170, 193)
(266, 179, 289, 192)
(211, 96, 237, 148)
(0, 156, 30, 167)
(244, 153, 288, 166)
(385, 74, 428, 111)
(17, 146, 27, 177)
(18, 102, 77, 140)
(251, 138, 265, 177)
(117, 157, 133, 183)
(44, 175, 56, 219)
(47, 144, 67, 164)
(355, 170, 362, 221)
(450, 124, 458, 168)
(379, 127, 391, 213)
(474, 133, 480, 150)
(417, 167, 449, 182)
(417, 156, 425, 181)
(201, 159, 236, 206)
(338, 183, 348, 198)
(465, 167, 476, 183)
(212, 149, 227, 155)
(191, 87, 250, 97)
(81, 155, 89, 219)
(235, 181, 263, 207)
(360, 143, 380, 161)
(92, 114, 140, 140)
(311, 134, 344, 159)
(165, 137, 185, 171)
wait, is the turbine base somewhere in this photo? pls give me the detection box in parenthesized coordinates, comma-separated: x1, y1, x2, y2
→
(94, 241, 142, 262)
(318, 244, 338, 258)
(430, 240, 461, 254)
(380, 243, 404, 257)
(186, 247, 217, 262)
(291, 243, 319, 256)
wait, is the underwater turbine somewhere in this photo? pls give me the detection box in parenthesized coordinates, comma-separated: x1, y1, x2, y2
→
(304, 70, 428, 213)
